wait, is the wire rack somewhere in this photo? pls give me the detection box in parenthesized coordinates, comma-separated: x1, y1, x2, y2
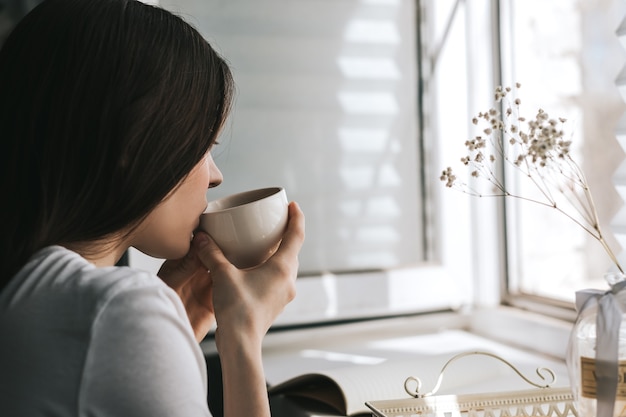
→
(365, 351, 578, 417)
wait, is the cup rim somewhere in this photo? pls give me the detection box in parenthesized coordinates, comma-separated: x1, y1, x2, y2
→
(203, 186, 284, 214)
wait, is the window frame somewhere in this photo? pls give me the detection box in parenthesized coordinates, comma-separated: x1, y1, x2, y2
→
(495, 0, 624, 320)
(274, 0, 513, 327)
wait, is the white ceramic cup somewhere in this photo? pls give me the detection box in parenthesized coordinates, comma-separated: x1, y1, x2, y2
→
(199, 187, 288, 269)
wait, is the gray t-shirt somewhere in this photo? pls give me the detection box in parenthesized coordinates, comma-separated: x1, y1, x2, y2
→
(0, 246, 212, 416)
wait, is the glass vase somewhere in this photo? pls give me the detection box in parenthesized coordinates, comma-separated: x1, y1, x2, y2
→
(568, 272, 626, 417)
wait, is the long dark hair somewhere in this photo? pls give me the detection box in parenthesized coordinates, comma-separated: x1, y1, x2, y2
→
(0, 0, 234, 289)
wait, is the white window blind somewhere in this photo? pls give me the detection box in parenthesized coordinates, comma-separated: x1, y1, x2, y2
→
(163, 0, 424, 274)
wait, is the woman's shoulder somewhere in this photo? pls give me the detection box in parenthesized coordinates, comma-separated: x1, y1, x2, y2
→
(0, 248, 209, 416)
(1, 245, 178, 320)
(0, 245, 192, 359)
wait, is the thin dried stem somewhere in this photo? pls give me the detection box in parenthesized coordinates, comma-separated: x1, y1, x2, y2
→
(440, 84, 624, 275)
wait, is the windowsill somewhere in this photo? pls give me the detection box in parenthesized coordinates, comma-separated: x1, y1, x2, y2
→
(467, 305, 573, 361)
(202, 306, 572, 361)
(201, 307, 573, 416)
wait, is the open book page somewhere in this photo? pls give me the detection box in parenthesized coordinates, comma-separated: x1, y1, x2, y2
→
(268, 351, 517, 416)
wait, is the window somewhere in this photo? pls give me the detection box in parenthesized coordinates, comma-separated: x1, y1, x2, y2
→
(414, 0, 626, 315)
(419, 0, 626, 316)
(499, 0, 626, 307)
(193, 0, 423, 275)
(131, 0, 625, 326)
(130, 0, 477, 326)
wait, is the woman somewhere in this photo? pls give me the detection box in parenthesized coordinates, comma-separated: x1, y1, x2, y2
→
(0, 0, 305, 416)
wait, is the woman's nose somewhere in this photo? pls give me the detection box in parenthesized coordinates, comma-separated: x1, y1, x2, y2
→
(208, 154, 223, 189)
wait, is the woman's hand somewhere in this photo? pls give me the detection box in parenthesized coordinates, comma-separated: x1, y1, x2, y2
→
(195, 201, 304, 417)
(157, 201, 305, 345)
(196, 201, 305, 348)
(157, 233, 216, 342)
(160, 202, 304, 417)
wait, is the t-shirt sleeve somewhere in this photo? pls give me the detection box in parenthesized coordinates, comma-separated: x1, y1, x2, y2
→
(79, 281, 212, 417)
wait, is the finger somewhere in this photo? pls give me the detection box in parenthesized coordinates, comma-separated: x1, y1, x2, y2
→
(194, 230, 231, 271)
(177, 233, 207, 272)
(273, 201, 305, 260)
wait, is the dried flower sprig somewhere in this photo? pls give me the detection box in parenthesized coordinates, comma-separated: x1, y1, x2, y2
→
(440, 83, 624, 275)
